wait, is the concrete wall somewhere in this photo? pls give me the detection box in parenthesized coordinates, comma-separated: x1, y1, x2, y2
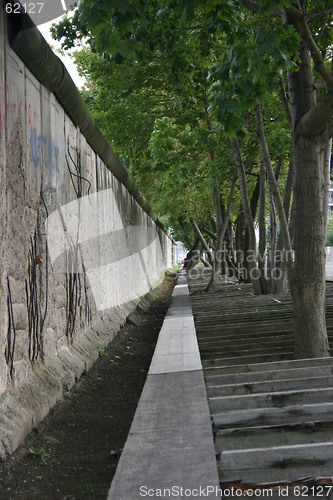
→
(0, 7, 175, 458)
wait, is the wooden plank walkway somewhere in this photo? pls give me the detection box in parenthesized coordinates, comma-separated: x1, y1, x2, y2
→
(187, 268, 333, 491)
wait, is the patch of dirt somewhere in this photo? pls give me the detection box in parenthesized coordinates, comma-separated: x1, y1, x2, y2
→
(0, 274, 176, 500)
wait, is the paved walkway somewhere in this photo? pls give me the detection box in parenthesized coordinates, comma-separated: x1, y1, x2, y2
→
(326, 261, 333, 281)
(108, 273, 220, 499)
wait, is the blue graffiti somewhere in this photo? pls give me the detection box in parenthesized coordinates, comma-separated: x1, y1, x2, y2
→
(28, 127, 58, 171)
(48, 139, 57, 170)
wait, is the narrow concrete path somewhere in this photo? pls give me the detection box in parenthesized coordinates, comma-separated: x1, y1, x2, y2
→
(187, 268, 333, 493)
(108, 273, 220, 499)
(326, 261, 333, 281)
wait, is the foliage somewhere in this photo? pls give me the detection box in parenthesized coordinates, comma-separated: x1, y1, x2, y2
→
(28, 446, 49, 465)
(52, 0, 331, 245)
(52, 1, 333, 356)
(98, 346, 107, 357)
(67, 7, 229, 241)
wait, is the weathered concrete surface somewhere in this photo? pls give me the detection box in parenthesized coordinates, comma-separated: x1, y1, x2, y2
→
(326, 261, 333, 281)
(148, 285, 202, 374)
(0, 5, 176, 458)
(108, 275, 220, 500)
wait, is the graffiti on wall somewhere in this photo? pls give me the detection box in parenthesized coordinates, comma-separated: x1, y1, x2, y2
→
(0, 83, 22, 144)
(0, 85, 58, 171)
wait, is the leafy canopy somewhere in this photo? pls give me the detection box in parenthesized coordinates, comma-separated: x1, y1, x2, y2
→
(52, 1, 332, 244)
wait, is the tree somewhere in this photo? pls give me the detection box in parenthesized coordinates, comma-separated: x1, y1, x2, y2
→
(53, 0, 333, 358)
(282, 3, 332, 358)
(62, 5, 241, 259)
(194, 0, 333, 357)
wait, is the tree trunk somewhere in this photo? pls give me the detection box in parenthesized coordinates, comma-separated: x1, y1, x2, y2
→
(183, 236, 200, 270)
(235, 209, 246, 279)
(276, 156, 293, 293)
(323, 139, 332, 237)
(191, 219, 213, 267)
(206, 169, 238, 291)
(230, 138, 262, 294)
(292, 135, 330, 358)
(201, 255, 212, 268)
(268, 180, 277, 293)
(258, 159, 269, 293)
(255, 103, 294, 294)
(226, 219, 236, 273)
(288, 42, 330, 358)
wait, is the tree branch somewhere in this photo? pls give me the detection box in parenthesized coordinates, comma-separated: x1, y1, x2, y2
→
(307, 7, 333, 23)
(229, 139, 255, 253)
(240, 0, 282, 16)
(285, 4, 303, 20)
(202, 227, 217, 241)
(190, 219, 214, 264)
(286, 6, 333, 90)
(328, 116, 333, 138)
(239, 0, 260, 13)
(245, 171, 259, 178)
(296, 93, 333, 137)
(217, 168, 238, 249)
(279, 78, 292, 130)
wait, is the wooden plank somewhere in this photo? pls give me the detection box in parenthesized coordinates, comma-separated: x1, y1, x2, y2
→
(203, 352, 293, 367)
(207, 375, 333, 397)
(204, 357, 333, 376)
(212, 402, 333, 429)
(194, 318, 294, 330)
(205, 363, 333, 386)
(209, 387, 333, 413)
(218, 442, 333, 485)
(203, 347, 332, 363)
(200, 340, 294, 356)
(195, 312, 293, 320)
(197, 327, 295, 338)
(199, 334, 294, 348)
(202, 346, 293, 361)
(215, 422, 333, 452)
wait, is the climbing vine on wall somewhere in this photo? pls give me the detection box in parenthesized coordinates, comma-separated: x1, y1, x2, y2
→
(66, 141, 91, 198)
(26, 230, 40, 362)
(40, 195, 49, 338)
(5, 277, 16, 380)
(65, 243, 80, 342)
(82, 261, 92, 326)
(65, 143, 92, 341)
